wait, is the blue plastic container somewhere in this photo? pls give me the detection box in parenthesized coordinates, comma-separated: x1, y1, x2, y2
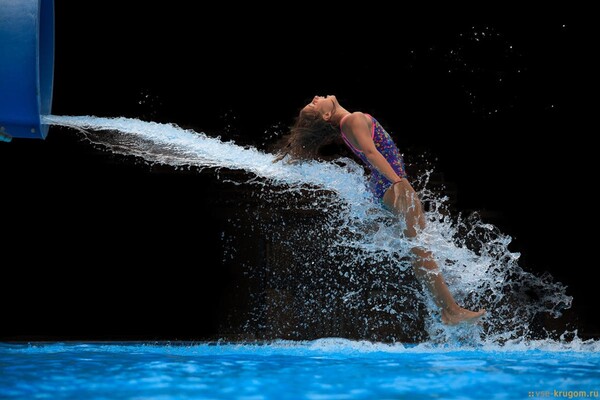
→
(0, 0, 54, 141)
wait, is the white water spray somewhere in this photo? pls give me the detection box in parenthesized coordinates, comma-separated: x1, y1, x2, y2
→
(44, 115, 576, 345)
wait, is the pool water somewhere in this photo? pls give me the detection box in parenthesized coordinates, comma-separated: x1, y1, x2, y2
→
(2, 339, 599, 399)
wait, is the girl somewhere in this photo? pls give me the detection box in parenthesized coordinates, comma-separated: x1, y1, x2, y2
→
(275, 95, 485, 325)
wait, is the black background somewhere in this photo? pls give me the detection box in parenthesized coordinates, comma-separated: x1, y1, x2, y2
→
(1, 7, 595, 340)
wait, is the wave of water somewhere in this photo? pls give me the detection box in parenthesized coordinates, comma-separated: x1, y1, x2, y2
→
(4, 335, 600, 355)
(43, 115, 577, 346)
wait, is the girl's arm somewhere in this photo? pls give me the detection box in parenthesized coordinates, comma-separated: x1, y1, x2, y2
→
(344, 113, 403, 184)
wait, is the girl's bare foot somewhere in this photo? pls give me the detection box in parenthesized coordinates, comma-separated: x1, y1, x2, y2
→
(441, 307, 486, 325)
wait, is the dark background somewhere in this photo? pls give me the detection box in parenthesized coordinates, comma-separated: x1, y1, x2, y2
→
(1, 7, 595, 340)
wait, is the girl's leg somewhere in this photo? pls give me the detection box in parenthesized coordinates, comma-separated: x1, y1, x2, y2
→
(382, 180, 485, 324)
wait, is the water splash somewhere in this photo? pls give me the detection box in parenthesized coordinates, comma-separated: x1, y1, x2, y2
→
(43, 115, 575, 346)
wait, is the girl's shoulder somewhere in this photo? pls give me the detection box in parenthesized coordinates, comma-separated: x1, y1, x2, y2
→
(341, 111, 369, 127)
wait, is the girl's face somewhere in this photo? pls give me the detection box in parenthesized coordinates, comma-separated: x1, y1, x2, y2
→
(302, 95, 336, 118)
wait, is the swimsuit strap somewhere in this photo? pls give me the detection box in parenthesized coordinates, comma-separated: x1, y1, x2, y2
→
(339, 113, 351, 130)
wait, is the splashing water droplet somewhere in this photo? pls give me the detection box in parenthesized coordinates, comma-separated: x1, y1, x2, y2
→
(43, 115, 574, 345)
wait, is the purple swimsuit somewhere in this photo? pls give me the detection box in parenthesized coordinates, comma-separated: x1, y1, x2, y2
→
(340, 114, 407, 200)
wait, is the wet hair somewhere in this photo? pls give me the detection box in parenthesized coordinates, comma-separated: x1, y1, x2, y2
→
(273, 108, 341, 162)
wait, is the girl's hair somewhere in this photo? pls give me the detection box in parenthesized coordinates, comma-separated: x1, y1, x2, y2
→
(272, 108, 341, 162)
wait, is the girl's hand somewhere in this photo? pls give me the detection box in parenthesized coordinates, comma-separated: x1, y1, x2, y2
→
(392, 178, 420, 212)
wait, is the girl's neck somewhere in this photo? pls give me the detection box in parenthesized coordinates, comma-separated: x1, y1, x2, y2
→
(330, 106, 351, 126)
